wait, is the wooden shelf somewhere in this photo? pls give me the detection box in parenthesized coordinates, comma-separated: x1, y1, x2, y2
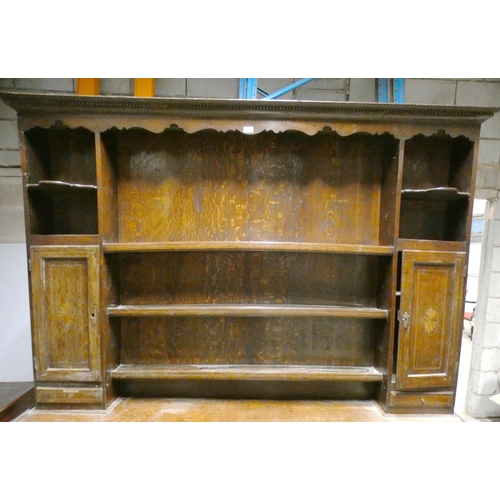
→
(30, 234, 99, 245)
(401, 187, 469, 201)
(111, 364, 383, 382)
(103, 241, 394, 255)
(27, 180, 98, 191)
(107, 304, 389, 319)
(398, 239, 466, 252)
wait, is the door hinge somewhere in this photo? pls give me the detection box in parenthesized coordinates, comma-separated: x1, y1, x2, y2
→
(28, 259, 32, 272)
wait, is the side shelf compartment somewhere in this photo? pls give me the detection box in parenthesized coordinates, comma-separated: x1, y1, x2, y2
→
(399, 134, 474, 242)
(22, 126, 98, 236)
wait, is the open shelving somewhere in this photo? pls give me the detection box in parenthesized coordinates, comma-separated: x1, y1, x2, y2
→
(3, 91, 496, 412)
(398, 133, 474, 243)
(23, 126, 98, 235)
(97, 125, 398, 392)
(100, 127, 399, 247)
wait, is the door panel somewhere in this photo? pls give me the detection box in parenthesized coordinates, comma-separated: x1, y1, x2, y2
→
(31, 246, 101, 382)
(396, 251, 466, 391)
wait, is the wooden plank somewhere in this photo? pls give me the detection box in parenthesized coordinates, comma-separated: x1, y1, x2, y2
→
(27, 180, 98, 191)
(388, 390, 455, 414)
(30, 235, 99, 246)
(103, 241, 394, 255)
(401, 187, 470, 201)
(76, 78, 100, 96)
(111, 364, 383, 382)
(36, 386, 103, 405)
(398, 239, 466, 252)
(108, 304, 389, 318)
(134, 78, 155, 97)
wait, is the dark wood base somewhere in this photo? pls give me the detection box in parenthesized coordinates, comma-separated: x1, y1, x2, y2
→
(0, 382, 35, 422)
(114, 379, 380, 400)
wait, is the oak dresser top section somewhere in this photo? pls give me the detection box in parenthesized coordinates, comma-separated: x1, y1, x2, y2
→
(1, 91, 499, 139)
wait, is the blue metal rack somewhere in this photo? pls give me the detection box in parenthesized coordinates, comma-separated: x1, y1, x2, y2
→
(377, 78, 405, 103)
(239, 78, 258, 99)
(240, 78, 405, 103)
(239, 78, 314, 100)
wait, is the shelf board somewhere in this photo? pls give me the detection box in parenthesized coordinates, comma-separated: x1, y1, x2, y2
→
(111, 364, 383, 382)
(398, 239, 466, 252)
(30, 234, 99, 246)
(107, 304, 388, 319)
(401, 187, 469, 202)
(27, 180, 97, 191)
(103, 241, 394, 255)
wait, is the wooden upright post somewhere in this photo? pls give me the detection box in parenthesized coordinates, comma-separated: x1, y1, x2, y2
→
(134, 78, 155, 97)
(76, 78, 101, 95)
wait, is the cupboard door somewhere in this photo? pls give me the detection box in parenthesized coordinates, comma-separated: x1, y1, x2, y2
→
(31, 246, 101, 382)
(396, 251, 466, 391)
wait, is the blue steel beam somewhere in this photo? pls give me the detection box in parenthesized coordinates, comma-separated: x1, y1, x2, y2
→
(377, 78, 405, 103)
(393, 78, 405, 103)
(262, 78, 314, 100)
(377, 78, 389, 103)
(239, 78, 257, 99)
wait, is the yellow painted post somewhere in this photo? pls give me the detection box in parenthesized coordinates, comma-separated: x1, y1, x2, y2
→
(134, 78, 155, 97)
(76, 78, 101, 95)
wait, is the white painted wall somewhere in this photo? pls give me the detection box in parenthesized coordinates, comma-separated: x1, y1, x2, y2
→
(0, 243, 33, 381)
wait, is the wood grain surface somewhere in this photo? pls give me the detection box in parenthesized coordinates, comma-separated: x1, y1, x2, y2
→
(110, 129, 396, 245)
(15, 398, 465, 422)
(4, 92, 488, 413)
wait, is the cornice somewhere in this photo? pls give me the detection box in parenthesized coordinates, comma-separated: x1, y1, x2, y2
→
(1, 91, 498, 121)
(1, 92, 498, 140)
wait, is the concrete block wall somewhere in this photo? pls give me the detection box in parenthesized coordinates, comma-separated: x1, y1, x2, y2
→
(405, 79, 500, 200)
(0, 97, 23, 243)
(0, 78, 499, 416)
(467, 199, 500, 416)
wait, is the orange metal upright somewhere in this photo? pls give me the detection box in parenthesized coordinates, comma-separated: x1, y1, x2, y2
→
(76, 78, 101, 95)
(134, 78, 155, 97)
